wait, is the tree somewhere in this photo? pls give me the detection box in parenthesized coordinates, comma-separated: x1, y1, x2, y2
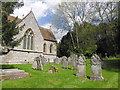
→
(95, 2, 119, 57)
(53, 2, 119, 57)
(96, 19, 119, 57)
(93, 2, 118, 23)
(1, 1, 24, 48)
(59, 22, 98, 57)
(52, 2, 96, 49)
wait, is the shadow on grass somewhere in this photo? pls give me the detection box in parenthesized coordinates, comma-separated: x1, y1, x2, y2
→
(102, 60, 120, 72)
(103, 68, 119, 72)
(73, 73, 91, 79)
(0, 65, 16, 69)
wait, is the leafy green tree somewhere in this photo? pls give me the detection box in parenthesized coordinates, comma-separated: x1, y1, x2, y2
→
(96, 20, 119, 57)
(1, 2, 24, 48)
(59, 22, 98, 57)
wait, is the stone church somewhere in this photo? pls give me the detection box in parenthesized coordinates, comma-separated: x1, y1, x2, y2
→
(0, 11, 57, 64)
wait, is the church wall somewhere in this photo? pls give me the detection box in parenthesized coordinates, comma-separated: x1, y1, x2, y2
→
(43, 40, 57, 55)
(0, 11, 57, 64)
(0, 50, 42, 64)
(14, 11, 44, 52)
(42, 40, 57, 62)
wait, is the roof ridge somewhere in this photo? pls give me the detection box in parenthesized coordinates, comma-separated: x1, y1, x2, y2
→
(39, 26, 56, 42)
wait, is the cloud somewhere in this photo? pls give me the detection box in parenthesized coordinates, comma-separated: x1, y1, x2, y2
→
(12, 0, 60, 20)
(12, 0, 48, 20)
(42, 23, 68, 42)
(12, 0, 66, 42)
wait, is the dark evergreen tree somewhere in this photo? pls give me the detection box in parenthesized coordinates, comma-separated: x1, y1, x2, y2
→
(1, 2, 24, 48)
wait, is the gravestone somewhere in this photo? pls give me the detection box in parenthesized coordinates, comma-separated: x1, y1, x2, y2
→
(42, 56, 47, 66)
(48, 58, 50, 64)
(76, 54, 86, 78)
(71, 54, 78, 70)
(62, 56, 68, 69)
(68, 55, 72, 65)
(0, 69, 29, 81)
(90, 54, 104, 80)
(59, 56, 65, 64)
(54, 57, 60, 64)
(37, 56, 43, 71)
(32, 57, 38, 70)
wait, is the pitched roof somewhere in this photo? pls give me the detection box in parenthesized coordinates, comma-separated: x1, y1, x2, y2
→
(8, 15, 56, 42)
(39, 26, 56, 42)
(8, 16, 21, 23)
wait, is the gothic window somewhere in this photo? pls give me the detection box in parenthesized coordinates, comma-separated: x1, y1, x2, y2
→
(43, 43, 46, 52)
(23, 29, 34, 50)
(50, 44, 53, 53)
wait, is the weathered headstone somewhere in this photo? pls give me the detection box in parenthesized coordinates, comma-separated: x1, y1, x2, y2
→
(68, 56, 72, 65)
(37, 56, 43, 71)
(62, 56, 68, 69)
(90, 54, 104, 80)
(59, 57, 63, 64)
(42, 56, 47, 66)
(54, 57, 60, 64)
(59, 56, 64, 64)
(32, 57, 38, 70)
(48, 58, 50, 64)
(76, 54, 86, 78)
(71, 54, 78, 70)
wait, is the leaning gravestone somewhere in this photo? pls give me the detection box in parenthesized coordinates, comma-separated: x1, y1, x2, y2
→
(76, 54, 86, 78)
(62, 56, 68, 69)
(90, 54, 104, 80)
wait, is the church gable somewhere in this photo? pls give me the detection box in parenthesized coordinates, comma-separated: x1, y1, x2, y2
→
(14, 11, 44, 51)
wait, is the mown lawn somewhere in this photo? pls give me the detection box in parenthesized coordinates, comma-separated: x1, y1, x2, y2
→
(1, 59, 119, 88)
(103, 57, 120, 60)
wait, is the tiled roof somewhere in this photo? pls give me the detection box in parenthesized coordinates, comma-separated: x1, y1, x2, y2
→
(39, 26, 56, 42)
(8, 15, 56, 42)
(8, 16, 21, 23)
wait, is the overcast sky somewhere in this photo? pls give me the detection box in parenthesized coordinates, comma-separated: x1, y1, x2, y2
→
(12, 0, 67, 42)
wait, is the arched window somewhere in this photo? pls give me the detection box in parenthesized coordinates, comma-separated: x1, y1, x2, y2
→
(43, 43, 46, 52)
(23, 29, 34, 50)
(50, 44, 53, 53)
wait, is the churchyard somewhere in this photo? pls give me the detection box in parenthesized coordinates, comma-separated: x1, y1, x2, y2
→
(1, 56, 119, 88)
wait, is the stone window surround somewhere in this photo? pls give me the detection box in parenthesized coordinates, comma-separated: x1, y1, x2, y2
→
(23, 29, 34, 50)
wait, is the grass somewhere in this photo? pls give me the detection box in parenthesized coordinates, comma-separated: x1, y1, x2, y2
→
(1, 59, 119, 88)
(103, 57, 120, 60)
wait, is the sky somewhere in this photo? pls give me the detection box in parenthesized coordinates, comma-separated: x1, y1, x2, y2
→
(12, 0, 68, 42)
(12, 0, 116, 42)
